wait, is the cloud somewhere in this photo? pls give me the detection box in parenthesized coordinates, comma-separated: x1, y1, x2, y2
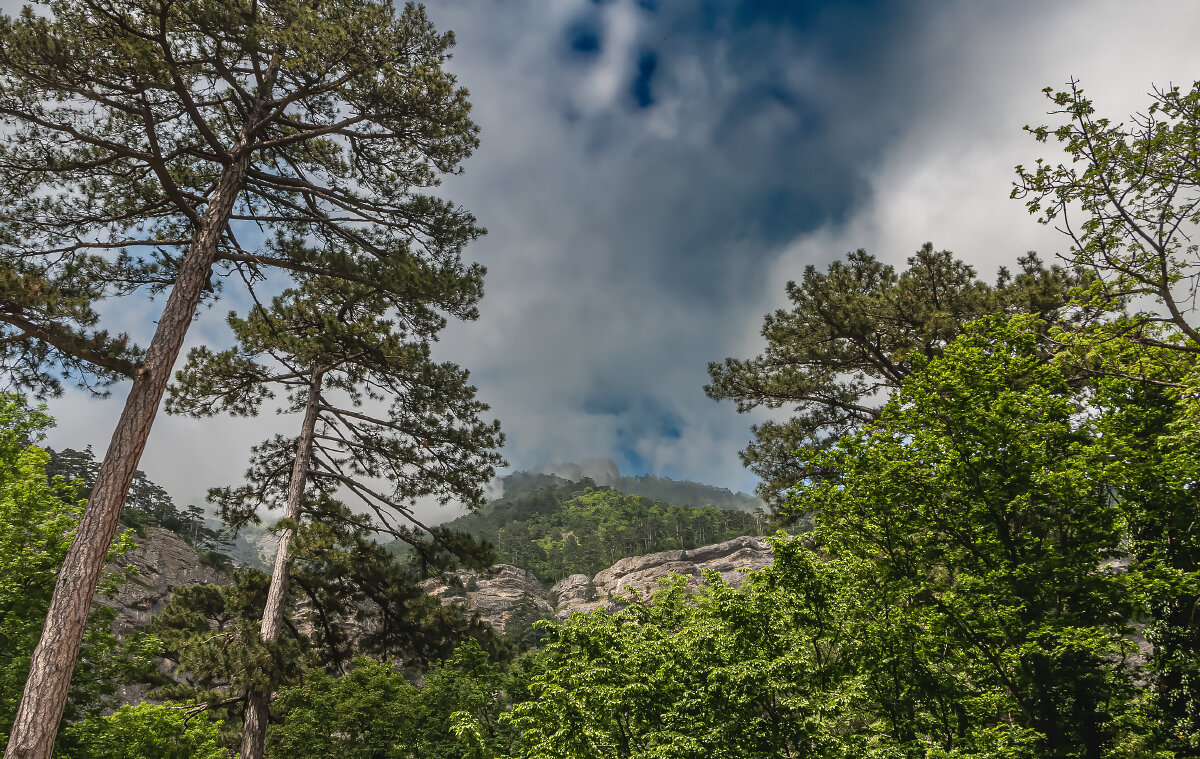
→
(14, 0, 1200, 524)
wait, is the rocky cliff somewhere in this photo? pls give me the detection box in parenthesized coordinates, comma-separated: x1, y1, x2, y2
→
(420, 535, 773, 630)
(99, 526, 230, 634)
(419, 565, 554, 632)
(103, 529, 773, 637)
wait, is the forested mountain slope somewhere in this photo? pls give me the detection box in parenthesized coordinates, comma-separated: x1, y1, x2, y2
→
(508, 464, 763, 511)
(433, 473, 769, 585)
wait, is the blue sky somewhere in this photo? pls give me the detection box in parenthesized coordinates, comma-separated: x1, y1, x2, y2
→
(30, 0, 1200, 520)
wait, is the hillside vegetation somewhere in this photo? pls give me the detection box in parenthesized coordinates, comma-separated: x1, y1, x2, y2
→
(436, 473, 768, 584)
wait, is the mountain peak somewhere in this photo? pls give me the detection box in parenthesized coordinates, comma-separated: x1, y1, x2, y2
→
(532, 458, 621, 486)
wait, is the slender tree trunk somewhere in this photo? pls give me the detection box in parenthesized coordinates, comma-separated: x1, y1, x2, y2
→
(240, 367, 324, 759)
(4, 148, 256, 759)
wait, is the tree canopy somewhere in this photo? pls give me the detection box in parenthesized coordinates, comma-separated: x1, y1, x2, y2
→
(706, 245, 1086, 507)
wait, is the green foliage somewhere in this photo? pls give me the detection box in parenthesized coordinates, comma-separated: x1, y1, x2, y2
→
(141, 520, 507, 749)
(1077, 331, 1200, 754)
(146, 571, 308, 741)
(0, 398, 81, 734)
(0, 395, 159, 750)
(267, 642, 517, 759)
(145, 570, 310, 748)
(0, 0, 483, 396)
(509, 564, 851, 759)
(1014, 79, 1200, 750)
(497, 316, 1190, 758)
(788, 315, 1136, 756)
(706, 245, 1088, 507)
(266, 659, 424, 759)
(286, 516, 506, 670)
(1016, 79, 1200, 342)
(439, 480, 764, 584)
(59, 702, 225, 759)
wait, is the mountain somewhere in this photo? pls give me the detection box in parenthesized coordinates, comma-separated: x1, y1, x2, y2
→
(430, 470, 771, 585)
(610, 472, 763, 511)
(525, 460, 764, 511)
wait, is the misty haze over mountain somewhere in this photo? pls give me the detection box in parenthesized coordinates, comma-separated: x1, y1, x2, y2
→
(522, 459, 763, 512)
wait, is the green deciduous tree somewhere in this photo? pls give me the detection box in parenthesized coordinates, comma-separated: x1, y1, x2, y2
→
(266, 642, 516, 759)
(787, 315, 1138, 756)
(60, 702, 226, 759)
(0, 1, 486, 752)
(0, 394, 158, 754)
(1015, 79, 1200, 345)
(1079, 335, 1200, 754)
(706, 245, 1086, 507)
(267, 658, 425, 759)
(508, 565, 852, 759)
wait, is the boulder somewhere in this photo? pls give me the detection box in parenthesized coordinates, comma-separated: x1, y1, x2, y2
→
(423, 537, 774, 626)
(550, 573, 593, 608)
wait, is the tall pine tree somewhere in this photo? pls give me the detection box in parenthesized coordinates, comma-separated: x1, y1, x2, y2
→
(0, 2, 484, 755)
(167, 276, 503, 757)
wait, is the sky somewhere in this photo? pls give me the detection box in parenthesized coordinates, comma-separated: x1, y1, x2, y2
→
(21, 0, 1200, 522)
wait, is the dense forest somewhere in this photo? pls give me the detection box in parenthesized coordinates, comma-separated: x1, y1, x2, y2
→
(511, 467, 764, 512)
(433, 473, 768, 583)
(0, 0, 1199, 757)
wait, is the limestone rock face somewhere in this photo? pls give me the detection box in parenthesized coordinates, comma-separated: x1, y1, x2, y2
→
(564, 535, 772, 618)
(106, 528, 774, 640)
(419, 565, 553, 632)
(423, 536, 774, 628)
(550, 574, 593, 609)
(99, 526, 230, 633)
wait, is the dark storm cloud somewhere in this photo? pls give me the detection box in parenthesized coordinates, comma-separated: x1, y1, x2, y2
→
(630, 50, 657, 107)
(419, 0, 934, 489)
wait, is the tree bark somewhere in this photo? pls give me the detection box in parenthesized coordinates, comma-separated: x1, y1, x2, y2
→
(240, 367, 324, 759)
(4, 148, 255, 759)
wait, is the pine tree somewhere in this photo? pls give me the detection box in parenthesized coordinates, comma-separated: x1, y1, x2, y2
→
(705, 245, 1087, 507)
(167, 276, 503, 757)
(0, 2, 483, 755)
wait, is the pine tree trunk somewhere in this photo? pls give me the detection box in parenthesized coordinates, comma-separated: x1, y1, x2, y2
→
(4, 147, 256, 759)
(240, 367, 324, 759)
